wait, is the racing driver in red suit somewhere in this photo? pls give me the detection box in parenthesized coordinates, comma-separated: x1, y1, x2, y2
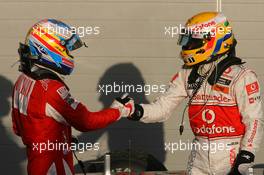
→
(127, 12, 264, 175)
(11, 19, 133, 175)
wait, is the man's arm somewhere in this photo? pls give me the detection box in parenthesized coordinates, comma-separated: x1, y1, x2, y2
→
(235, 70, 264, 153)
(46, 83, 125, 132)
(230, 69, 264, 174)
(132, 70, 188, 123)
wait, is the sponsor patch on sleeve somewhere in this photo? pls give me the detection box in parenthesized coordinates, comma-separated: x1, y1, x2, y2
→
(248, 96, 261, 104)
(247, 120, 258, 147)
(65, 95, 79, 110)
(57, 86, 69, 99)
(57, 86, 79, 109)
(246, 81, 259, 96)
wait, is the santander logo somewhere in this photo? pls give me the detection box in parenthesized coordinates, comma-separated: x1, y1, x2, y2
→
(194, 109, 236, 135)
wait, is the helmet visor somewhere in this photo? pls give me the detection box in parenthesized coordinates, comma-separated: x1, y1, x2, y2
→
(65, 34, 83, 51)
(178, 29, 205, 50)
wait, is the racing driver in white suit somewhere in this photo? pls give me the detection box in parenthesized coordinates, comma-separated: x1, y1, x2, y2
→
(127, 12, 264, 175)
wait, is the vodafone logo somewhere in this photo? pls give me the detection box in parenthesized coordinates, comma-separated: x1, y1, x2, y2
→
(246, 82, 259, 95)
(202, 109, 215, 124)
(193, 109, 236, 135)
(250, 84, 257, 90)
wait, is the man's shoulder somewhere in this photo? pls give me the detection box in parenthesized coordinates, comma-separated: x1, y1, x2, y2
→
(221, 64, 249, 79)
(227, 64, 259, 86)
(37, 78, 66, 92)
(231, 64, 257, 77)
(170, 68, 191, 83)
(35, 78, 70, 104)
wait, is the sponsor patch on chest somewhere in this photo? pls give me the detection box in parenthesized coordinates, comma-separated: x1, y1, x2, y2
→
(217, 77, 232, 86)
(212, 76, 232, 94)
(212, 84, 230, 94)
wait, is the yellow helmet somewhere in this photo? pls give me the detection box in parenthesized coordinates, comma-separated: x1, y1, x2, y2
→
(178, 12, 234, 66)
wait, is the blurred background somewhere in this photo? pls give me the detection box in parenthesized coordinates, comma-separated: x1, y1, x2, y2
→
(0, 0, 263, 174)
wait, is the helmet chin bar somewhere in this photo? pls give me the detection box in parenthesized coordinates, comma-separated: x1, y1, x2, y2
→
(184, 38, 237, 68)
(196, 49, 205, 54)
(183, 52, 228, 69)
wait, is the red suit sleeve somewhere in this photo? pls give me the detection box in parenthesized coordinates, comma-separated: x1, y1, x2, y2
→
(47, 82, 120, 132)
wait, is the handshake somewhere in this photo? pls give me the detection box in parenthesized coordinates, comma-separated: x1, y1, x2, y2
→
(110, 94, 144, 121)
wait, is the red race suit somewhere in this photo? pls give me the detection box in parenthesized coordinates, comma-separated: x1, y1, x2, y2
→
(11, 71, 120, 175)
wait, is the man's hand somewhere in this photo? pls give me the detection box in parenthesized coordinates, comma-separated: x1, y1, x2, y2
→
(111, 94, 135, 119)
(228, 150, 255, 175)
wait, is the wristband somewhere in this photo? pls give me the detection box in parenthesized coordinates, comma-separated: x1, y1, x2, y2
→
(128, 104, 144, 121)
